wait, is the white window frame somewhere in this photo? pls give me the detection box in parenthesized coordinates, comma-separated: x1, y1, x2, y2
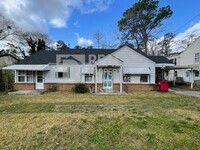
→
(84, 74, 93, 83)
(123, 74, 131, 83)
(195, 53, 200, 63)
(140, 74, 148, 83)
(55, 67, 70, 79)
(174, 58, 177, 65)
(195, 71, 199, 77)
(17, 70, 33, 83)
(26, 71, 33, 82)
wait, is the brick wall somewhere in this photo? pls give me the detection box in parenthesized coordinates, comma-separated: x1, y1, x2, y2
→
(44, 83, 95, 91)
(14, 82, 157, 92)
(123, 84, 157, 92)
(114, 84, 120, 92)
(14, 83, 35, 90)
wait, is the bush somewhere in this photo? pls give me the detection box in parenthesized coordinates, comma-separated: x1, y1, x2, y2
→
(0, 70, 14, 92)
(47, 85, 58, 92)
(73, 83, 89, 93)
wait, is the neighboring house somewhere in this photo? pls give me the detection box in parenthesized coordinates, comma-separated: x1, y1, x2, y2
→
(0, 53, 19, 68)
(3, 46, 173, 93)
(168, 37, 200, 84)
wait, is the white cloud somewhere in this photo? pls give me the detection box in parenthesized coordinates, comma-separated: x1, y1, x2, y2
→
(73, 21, 80, 28)
(0, 0, 114, 32)
(74, 32, 93, 46)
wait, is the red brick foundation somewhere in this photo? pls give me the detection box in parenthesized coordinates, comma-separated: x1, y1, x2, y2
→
(123, 84, 157, 92)
(14, 83, 157, 92)
(14, 83, 35, 90)
(44, 83, 95, 91)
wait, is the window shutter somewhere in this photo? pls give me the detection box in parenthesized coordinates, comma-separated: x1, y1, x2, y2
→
(55, 72, 58, 78)
(63, 72, 67, 78)
(67, 67, 70, 78)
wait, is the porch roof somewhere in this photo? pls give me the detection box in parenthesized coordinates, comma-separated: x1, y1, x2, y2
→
(95, 54, 123, 66)
(81, 67, 94, 74)
(2, 65, 50, 71)
(123, 68, 151, 74)
(164, 65, 197, 70)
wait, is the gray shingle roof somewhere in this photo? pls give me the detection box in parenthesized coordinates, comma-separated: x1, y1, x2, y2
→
(149, 56, 173, 64)
(17, 47, 172, 64)
(17, 49, 116, 64)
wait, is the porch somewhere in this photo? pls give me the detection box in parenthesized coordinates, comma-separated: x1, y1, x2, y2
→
(3, 65, 50, 90)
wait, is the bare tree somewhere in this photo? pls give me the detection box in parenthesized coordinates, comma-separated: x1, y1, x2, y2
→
(93, 31, 103, 48)
(0, 14, 19, 41)
(172, 30, 200, 52)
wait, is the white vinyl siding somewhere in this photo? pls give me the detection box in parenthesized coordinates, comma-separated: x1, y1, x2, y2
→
(177, 38, 200, 65)
(45, 65, 95, 83)
(113, 46, 155, 83)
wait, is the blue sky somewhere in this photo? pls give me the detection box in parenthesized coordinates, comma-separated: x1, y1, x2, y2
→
(49, 0, 200, 47)
(1, 0, 200, 48)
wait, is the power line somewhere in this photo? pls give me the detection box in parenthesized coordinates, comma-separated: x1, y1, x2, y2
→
(174, 12, 200, 34)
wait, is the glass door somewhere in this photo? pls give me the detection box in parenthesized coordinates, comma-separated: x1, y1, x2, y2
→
(36, 71, 44, 89)
(103, 68, 113, 89)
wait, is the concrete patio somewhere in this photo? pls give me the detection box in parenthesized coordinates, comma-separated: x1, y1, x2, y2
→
(8, 90, 45, 95)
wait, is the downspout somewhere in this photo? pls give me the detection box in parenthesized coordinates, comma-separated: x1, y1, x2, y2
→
(95, 66, 98, 93)
(191, 68, 194, 89)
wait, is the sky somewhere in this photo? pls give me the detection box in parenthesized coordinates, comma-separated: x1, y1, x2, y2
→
(0, 0, 200, 48)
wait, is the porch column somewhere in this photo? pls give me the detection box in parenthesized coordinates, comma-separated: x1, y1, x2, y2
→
(95, 66, 98, 93)
(191, 69, 194, 89)
(173, 69, 176, 87)
(120, 66, 123, 93)
(15, 70, 17, 83)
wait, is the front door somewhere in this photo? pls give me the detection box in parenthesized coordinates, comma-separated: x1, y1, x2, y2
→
(103, 68, 113, 89)
(36, 71, 44, 89)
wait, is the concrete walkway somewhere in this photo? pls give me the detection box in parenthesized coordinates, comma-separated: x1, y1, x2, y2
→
(169, 88, 200, 98)
(8, 90, 45, 95)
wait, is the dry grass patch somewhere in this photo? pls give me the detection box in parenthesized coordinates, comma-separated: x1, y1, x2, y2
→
(171, 109, 200, 121)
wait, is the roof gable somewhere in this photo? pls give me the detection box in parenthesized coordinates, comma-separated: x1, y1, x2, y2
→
(180, 37, 200, 56)
(111, 45, 155, 64)
(95, 54, 123, 66)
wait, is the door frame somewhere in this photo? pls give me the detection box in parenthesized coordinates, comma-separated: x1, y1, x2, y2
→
(36, 71, 44, 89)
(103, 68, 113, 89)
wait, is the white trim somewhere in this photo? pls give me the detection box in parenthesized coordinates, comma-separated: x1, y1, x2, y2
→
(95, 54, 123, 66)
(3, 65, 50, 71)
(156, 63, 174, 67)
(123, 68, 151, 74)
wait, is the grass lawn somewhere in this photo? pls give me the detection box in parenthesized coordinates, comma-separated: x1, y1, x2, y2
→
(0, 92, 200, 149)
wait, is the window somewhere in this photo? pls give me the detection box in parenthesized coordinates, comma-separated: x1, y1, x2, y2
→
(140, 75, 148, 83)
(195, 71, 199, 77)
(17, 71, 25, 82)
(17, 71, 33, 82)
(85, 74, 92, 82)
(195, 53, 200, 63)
(175, 71, 178, 77)
(185, 71, 189, 77)
(55, 67, 70, 79)
(174, 58, 177, 65)
(26, 71, 33, 82)
(123, 75, 131, 82)
(58, 72, 63, 78)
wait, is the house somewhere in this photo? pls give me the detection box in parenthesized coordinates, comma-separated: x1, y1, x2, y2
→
(168, 37, 200, 86)
(3, 46, 173, 93)
(0, 53, 19, 68)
